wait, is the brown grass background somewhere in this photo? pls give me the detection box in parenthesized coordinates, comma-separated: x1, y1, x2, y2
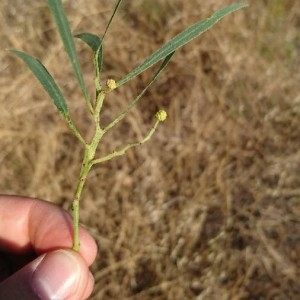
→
(1, 0, 300, 299)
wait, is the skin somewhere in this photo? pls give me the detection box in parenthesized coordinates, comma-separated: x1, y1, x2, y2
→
(0, 195, 97, 300)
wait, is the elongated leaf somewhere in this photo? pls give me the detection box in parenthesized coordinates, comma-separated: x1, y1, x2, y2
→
(117, 2, 248, 87)
(75, 33, 101, 53)
(11, 50, 69, 117)
(47, 0, 88, 100)
(102, 0, 123, 40)
(75, 33, 103, 73)
(151, 52, 175, 82)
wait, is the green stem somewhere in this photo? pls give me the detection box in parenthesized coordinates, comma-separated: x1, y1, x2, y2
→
(94, 91, 105, 125)
(72, 148, 91, 251)
(72, 125, 104, 251)
(93, 120, 159, 165)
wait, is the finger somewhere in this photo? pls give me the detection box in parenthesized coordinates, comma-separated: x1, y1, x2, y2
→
(0, 249, 94, 300)
(0, 195, 97, 266)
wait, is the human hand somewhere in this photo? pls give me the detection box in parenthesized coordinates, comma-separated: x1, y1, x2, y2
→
(0, 195, 97, 300)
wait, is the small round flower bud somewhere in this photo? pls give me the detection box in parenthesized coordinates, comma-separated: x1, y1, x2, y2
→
(106, 79, 117, 91)
(155, 109, 167, 122)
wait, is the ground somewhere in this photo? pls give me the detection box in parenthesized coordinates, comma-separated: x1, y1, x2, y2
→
(0, 0, 299, 299)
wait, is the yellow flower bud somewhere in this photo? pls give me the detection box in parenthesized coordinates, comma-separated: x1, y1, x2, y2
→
(106, 79, 117, 91)
(155, 109, 167, 122)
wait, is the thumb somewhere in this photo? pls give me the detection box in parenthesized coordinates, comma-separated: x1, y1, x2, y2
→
(0, 249, 93, 300)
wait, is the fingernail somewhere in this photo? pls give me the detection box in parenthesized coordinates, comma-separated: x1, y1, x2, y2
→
(31, 250, 81, 299)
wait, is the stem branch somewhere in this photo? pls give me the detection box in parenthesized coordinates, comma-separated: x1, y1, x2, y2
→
(93, 120, 159, 165)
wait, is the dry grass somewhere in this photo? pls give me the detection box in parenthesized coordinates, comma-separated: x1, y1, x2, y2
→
(1, 0, 300, 299)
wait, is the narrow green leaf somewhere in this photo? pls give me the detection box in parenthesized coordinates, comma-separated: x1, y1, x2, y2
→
(117, 2, 248, 87)
(75, 33, 101, 53)
(11, 50, 69, 117)
(102, 0, 123, 40)
(75, 33, 103, 73)
(75, 0, 123, 79)
(47, 0, 88, 100)
(151, 52, 175, 82)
